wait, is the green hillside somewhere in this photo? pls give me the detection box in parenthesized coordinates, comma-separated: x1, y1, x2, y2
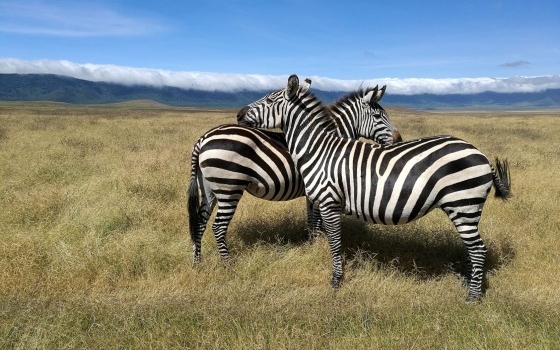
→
(2, 73, 560, 109)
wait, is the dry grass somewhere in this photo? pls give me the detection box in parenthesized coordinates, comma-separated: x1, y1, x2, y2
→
(1, 103, 559, 349)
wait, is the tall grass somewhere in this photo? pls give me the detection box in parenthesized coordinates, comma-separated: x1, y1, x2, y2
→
(1, 103, 559, 349)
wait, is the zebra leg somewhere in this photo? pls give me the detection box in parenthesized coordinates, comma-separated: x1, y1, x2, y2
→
(192, 188, 216, 265)
(192, 206, 210, 264)
(306, 199, 323, 239)
(468, 241, 486, 301)
(212, 198, 241, 262)
(442, 204, 487, 301)
(449, 212, 487, 301)
(193, 197, 216, 264)
(321, 205, 344, 288)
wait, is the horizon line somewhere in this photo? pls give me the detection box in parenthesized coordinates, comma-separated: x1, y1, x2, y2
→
(1, 58, 560, 95)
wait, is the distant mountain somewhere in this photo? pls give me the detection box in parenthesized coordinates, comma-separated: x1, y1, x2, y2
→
(0, 73, 266, 107)
(1, 73, 559, 109)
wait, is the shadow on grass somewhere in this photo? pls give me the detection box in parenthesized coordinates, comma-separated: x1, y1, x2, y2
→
(234, 215, 311, 247)
(340, 218, 516, 284)
(234, 215, 516, 282)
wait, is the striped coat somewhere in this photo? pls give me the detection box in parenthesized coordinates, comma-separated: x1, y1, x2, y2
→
(189, 81, 401, 263)
(237, 74, 511, 301)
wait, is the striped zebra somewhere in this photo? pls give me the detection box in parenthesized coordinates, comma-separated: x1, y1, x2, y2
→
(237, 74, 511, 301)
(188, 80, 401, 264)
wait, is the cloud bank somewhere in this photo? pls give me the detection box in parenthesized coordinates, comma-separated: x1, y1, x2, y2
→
(2, 58, 560, 95)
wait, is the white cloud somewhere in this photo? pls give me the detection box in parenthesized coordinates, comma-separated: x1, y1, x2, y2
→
(2, 58, 560, 95)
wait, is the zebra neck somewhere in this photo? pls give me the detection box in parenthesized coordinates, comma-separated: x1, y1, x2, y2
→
(327, 91, 367, 139)
(330, 109, 359, 139)
(282, 98, 337, 173)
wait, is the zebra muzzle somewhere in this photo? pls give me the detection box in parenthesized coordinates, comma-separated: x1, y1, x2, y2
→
(236, 106, 251, 125)
(392, 130, 403, 143)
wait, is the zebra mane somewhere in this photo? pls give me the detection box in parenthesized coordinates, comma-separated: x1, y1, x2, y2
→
(299, 89, 339, 134)
(329, 89, 364, 109)
(328, 87, 382, 111)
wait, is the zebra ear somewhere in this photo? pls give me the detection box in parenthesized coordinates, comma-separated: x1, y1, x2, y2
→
(367, 85, 387, 104)
(363, 85, 379, 105)
(287, 74, 300, 98)
(300, 78, 312, 93)
(377, 85, 387, 101)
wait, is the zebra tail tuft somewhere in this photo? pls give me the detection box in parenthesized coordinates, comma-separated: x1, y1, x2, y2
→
(187, 145, 202, 244)
(492, 157, 512, 200)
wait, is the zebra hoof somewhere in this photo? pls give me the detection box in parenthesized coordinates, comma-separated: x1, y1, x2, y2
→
(220, 255, 232, 267)
(330, 277, 342, 289)
(465, 294, 482, 303)
(307, 229, 322, 241)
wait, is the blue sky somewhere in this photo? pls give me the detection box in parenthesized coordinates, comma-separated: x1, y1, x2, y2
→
(1, 0, 559, 93)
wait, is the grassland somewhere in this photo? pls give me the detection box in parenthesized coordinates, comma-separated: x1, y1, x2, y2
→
(1, 102, 559, 349)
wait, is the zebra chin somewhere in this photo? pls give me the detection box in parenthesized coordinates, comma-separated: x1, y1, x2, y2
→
(380, 130, 403, 145)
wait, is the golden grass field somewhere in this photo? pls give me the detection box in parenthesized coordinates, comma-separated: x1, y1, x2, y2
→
(1, 101, 559, 349)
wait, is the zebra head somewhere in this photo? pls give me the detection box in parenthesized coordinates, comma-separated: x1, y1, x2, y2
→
(355, 86, 402, 144)
(238, 75, 402, 145)
(237, 74, 311, 129)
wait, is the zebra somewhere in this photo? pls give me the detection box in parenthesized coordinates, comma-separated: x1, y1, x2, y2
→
(188, 80, 402, 264)
(237, 74, 511, 301)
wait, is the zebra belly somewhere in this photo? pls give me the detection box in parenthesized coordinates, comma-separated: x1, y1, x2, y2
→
(245, 175, 306, 200)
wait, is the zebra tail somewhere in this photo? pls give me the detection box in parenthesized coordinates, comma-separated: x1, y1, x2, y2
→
(187, 143, 202, 244)
(492, 157, 512, 200)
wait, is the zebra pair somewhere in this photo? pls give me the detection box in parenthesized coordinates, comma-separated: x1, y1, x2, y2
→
(237, 74, 511, 301)
(188, 79, 401, 264)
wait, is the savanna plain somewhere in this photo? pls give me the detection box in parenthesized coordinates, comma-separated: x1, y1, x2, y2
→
(1, 102, 559, 349)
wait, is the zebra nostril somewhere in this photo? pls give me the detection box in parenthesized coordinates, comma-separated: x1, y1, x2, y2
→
(392, 130, 403, 143)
